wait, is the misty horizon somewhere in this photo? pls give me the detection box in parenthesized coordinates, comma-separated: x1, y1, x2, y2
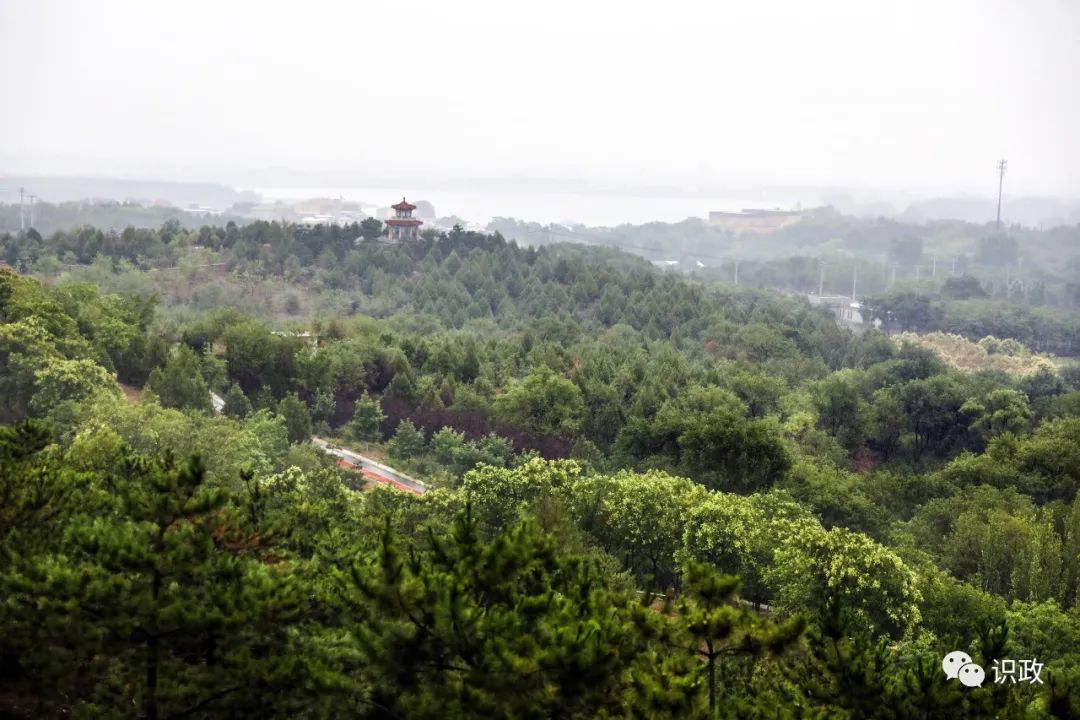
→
(3, 0, 1079, 203)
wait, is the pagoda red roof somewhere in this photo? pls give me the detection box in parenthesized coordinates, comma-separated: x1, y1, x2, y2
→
(392, 197, 417, 211)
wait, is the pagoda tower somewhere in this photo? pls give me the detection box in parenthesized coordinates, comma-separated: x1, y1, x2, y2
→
(386, 197, 423, 243)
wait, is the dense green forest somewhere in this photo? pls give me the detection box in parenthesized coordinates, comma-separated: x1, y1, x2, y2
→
(3, 221, 1080, 717)
(491, 210, 1080, 315)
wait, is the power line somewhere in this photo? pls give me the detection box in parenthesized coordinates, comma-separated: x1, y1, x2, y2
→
(996, 158, 1007, 229)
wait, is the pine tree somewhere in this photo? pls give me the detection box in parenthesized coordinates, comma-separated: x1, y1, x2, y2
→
(278, 392, 313, 444)
(311, 389, 336, 427)
(0, 421, 88, 706)
(145, 345, 212, 413)
(222, 382, 252, 419)
(387, 418, 425, 460)
(786, 598, 1014, 719)
(347, 393, 384, 443)
(5, 449, 306, 718)
(346, 508, 693, 719)
(253, 384, 276, 412)
(674, 561, 805, 718)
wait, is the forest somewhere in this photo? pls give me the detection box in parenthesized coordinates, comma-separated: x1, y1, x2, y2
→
(2, 219, 1080, 718)
(490, 209, 1080, 316)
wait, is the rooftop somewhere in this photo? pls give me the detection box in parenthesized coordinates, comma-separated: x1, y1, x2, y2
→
(709, 208, 802, 218)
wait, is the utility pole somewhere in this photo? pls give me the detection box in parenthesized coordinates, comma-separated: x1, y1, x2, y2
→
(819, 261, 826, 295)
(733, 259, 739, 285)
(891, 263, 897, 286)
(916, 265, 921, 281)
(932, 255, 937, 278)
(1005, 264, 1011, 297)
(28, 195, 36, 228)
(19, 187, 25, 231)
(951, 256, 957, 275)
(996, 159, 1007, 229)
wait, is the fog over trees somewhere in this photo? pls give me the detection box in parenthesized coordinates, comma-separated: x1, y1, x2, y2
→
(2, 0, 1080, 717)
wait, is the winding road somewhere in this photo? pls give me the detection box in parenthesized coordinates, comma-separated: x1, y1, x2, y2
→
(210, 391, 427, 495)
(312, 437, 428, 495)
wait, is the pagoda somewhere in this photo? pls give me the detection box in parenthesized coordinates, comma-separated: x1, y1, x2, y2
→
(386, 197, 423, 243)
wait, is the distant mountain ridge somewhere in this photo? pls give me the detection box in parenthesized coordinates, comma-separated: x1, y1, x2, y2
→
(898, 196, 1080, 228)
(0, 176, 259, 208)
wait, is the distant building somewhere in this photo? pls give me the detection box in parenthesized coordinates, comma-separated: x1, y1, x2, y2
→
(808, 294, 865, 324)
(249, 202, 295, 222)
(385, 197, 423, 243)
(181, 204, 224, 216)
(708, 208, 803, 234)
(298, 214, 336, 226)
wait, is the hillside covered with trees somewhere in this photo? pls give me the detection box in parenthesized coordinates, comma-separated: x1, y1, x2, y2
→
(2, 221, 1080, 718)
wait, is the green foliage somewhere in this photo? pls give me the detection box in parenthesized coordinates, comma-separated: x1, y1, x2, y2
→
(222, 382, 252, 419)
(223, 320, 301, 396)
(905, 485, 1068, 603)
(345, 509, 689, 719)
(431, 426, 468, 466)
(387, 418, 426, 460)
(678, 410, 791, 492)
(962, 388, 1033, 443)
(811, 370, 871, 450)
(892, 374, 970, 462)
(493, 365, 585, 436)
(768, 526, 923, 638)
(575, 469, 707, 589)
(674, 562, 805, 718)
(462, 457, 583, 534)
(677, 490, 814, 607)
(66, 397, 291, 484)
(863, 290, 936, 333)
(277, 392, 313, 444)
(943, 274, 988, 300)
(358, 216, 384, 241)
(347, 392, 385, 442)
(787, 599, 993, 719)
(2, 447, 306, 718)
(146, 345, 213, 413)
(616, 392, 791, 493)
(4, 218, 1080, 715)
(938, 418, 1080, 503)
(311, 388, 336, 427)
(31, 356, 119, 417)
(428, 426, 515, 477)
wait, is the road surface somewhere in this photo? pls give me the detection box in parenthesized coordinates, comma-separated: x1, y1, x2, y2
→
(312, 437, 428, 495)
(209, 391, 424, 495)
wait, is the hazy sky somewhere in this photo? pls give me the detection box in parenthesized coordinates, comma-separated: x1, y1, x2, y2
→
(2, 0, 1078, 197)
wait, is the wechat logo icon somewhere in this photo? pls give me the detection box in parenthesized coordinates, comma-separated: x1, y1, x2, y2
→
(943, 650, 984, 688)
